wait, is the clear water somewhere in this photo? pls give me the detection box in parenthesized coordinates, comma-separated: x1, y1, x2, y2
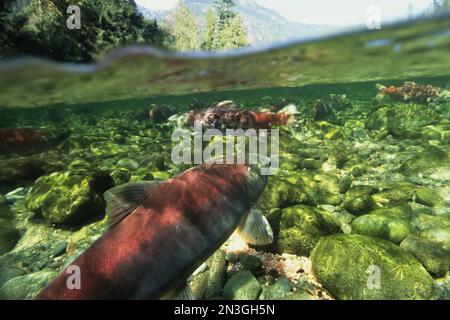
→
(0, 14, 449, 300)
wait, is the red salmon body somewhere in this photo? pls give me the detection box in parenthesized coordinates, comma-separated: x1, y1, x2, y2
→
(185, 106, 292, 130)
(35, 163, 260, 300)
(0, 128, 68, 155)
(0, 128, 44, 148)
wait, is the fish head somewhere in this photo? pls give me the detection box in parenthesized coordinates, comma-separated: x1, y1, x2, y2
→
(246, 155, 270, 205)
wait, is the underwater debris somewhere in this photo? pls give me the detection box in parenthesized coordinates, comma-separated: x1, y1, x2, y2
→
(376, 82, 444, 103)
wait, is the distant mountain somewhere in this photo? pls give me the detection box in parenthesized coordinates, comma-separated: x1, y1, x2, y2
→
(138, 0, 341, 44)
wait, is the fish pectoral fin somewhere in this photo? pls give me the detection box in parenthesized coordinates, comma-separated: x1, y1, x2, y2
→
(103, 181, 161, 227)
(236, 208, 274, 246)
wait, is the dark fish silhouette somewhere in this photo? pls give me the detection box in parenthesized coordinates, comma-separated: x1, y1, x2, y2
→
(0, 128, 69, 155)
(35, 162, 272, 300)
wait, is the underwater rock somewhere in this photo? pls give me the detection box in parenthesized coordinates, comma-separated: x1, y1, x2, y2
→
(400, 236, 450, 277)
(25, 170, 114, 227)
(365, 104, 441, 132)
(373, 182, 417, 203)
(0, 264, 26, 288)
(223, 270, 262, 300)
(0, 269, 57, 300)
(259, 277, 293, 300)
(0, 218, 20, 255)
(415, 188, 444, 208)
(239, 253, 263, 272)
(351, 214, 416, 244)
(343, 194, 377, 215)
(257, 176, 305, 214)
(189, 250, 227, 299)
(416, 214, 450, 250)
(400, 145, 449, 176)
(311, 234, 437, 300)
(205, 250, 227, 299)
(277, 205, 341, 256)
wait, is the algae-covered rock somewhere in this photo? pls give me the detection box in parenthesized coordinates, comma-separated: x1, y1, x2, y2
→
(189, 250, 227, 299)
(223, 271, 262, 300)
(239, 253, 262, 272)
(400, 236, 450, 277)
(257, 176, 306, 213)
(401, 145, 449, 176)
(416, 214, 450, 250)
(311, 234, 436, 300)
(343, 194, 377, 215)
(259, 277, 293, 300)
(365, 104, 441, 131)
(0, 218, 20, 255)
(277, 205, 341, 256)
(205, 250, 227, 299)
(0, 270, 57, 300)
(25, 170, 114, 226)
(351, 214, 416, 244)
(416, 188, 444, 208)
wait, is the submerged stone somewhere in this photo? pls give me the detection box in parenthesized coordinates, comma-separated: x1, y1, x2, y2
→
(277, 205, 341, 256)
(223, 271, 262, 300)
(351, 214, 416, 244)
(0, 270, 57, 300)
(259, 277, 293, 300)
(311, 234, 436, 300)
(415, 188, 444, 208)
(25, 170, 114, 227)
(400, 236, 450, 277)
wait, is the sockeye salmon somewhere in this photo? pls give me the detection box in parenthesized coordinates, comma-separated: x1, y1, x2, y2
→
(35, 162, 273, 300)
(0, 128, 69, 155)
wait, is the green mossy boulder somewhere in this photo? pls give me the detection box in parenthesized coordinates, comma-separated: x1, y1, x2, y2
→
(0, 270, 57, 300)
(239, 253, 262, 272)
(277, 205, 341, 256)
(259, 277, 293, 300)
(374, 182, 416, 203)
(223, 271, 262, 300)
(400, 236, 450, 277)
(365, 104, 441, 131)
(351, 214, 416, 244)
(415, 188, 444, 208)
(311, 234, 437, 300)
(257, 176, 306, 213)
(416, 214, 450, 250)
(344, 195, 377, 215)
(25, 170, 114, 226)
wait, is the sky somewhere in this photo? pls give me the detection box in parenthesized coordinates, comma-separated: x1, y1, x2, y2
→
(134, 0, 435, 26)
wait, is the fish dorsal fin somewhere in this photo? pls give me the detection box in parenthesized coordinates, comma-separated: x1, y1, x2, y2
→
(237, 208, 274, 246)
(103, 181, 161, 228)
